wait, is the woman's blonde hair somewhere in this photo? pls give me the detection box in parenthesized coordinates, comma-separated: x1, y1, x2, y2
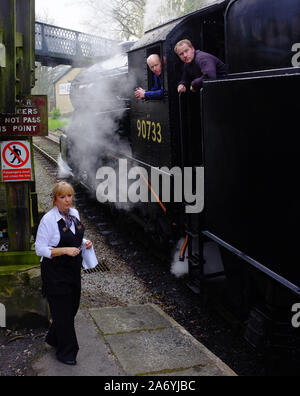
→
(52, 182, 74, 207)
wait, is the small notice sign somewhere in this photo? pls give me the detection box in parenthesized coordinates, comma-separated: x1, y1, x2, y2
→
(0, 95, 48, 136)
(1, 141, 32, 182)
(59, 83, 71, 95)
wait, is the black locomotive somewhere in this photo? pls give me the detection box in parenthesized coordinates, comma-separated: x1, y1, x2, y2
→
(61, 0, 300, 372)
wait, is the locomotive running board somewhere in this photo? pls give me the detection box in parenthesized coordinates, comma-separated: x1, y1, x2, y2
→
(202, 231, 300, 296)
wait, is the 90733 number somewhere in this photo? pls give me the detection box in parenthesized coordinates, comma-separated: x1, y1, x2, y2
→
(137, 119, 162, 144)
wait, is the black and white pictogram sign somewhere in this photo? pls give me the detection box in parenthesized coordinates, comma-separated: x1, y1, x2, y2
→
(1, 140, 32, 181)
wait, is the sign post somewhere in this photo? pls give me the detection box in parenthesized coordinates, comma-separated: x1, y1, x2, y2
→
(0, 0, 40, 254)
(0, 95, 48, 252)
(1, 140, 32, 182)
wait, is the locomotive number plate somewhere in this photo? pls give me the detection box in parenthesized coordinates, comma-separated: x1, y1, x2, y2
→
(137, 119, 162, 144)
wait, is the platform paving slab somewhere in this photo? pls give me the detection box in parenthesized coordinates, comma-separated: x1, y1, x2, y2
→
(90, 304, 236, 377)
(32, 309, 126, 376)
(88, 304, 174, 335)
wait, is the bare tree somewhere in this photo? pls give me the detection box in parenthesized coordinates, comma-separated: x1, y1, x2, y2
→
(35, 8, 56, 25)
(183, 0, 217, 14)
(111, 0, 146, 40)
(144, 0, 216, 31)
(80, 0, 219, 40)
(80, 0, 146, 40)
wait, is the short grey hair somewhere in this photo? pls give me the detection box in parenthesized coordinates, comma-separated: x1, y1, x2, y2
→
(174, 39, 194, 54)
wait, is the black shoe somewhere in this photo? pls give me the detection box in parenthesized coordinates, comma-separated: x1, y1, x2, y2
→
(57, 357, 77, 366)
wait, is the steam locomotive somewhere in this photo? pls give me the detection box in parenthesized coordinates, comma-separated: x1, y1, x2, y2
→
(61, 0, 300, 371)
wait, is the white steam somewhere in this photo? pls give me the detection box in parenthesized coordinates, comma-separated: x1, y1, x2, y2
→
(171, 238, 189, 278)
(65, 47, 136, 208)
(170, 240, 224, 279)
(58, 154, 73, 179)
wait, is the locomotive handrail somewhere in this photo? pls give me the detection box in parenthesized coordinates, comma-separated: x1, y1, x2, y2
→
(95, 108, 130, 116)
(178, 93, 185, 170)
(203, 230, 300, 296)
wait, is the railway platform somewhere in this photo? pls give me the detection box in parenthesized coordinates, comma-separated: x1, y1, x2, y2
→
(32, 304, 236, 377)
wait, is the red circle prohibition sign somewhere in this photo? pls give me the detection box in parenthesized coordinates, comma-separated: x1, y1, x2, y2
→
(2, 141, 30, 169)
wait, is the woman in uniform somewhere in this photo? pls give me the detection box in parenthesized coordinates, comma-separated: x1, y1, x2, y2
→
(35, 181, 93, 366)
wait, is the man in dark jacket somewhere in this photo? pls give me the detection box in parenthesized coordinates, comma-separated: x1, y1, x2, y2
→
(175, 39, 227, 94)
(135, 54, 163, 100)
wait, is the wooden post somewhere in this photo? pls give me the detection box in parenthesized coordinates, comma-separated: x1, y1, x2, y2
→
(0, 0, 36, 253)
(16, 0, 35, 96)
(0, 0, 16, 114)
(6, 181, 31, 251)
(15, 0, 38, 245)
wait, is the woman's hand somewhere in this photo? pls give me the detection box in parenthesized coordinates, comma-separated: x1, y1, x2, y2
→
(50, 247, 81, 258)
(85, 241, 93, 250)
(65, 248, 81, 257)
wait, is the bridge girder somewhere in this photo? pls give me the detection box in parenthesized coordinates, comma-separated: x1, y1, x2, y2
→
(35, 22, 118, 67)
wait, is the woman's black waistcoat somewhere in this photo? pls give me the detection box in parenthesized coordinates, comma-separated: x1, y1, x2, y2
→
(41, 218, 85, 296)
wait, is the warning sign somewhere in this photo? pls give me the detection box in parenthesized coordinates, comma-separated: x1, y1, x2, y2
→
(0, 95, 48, 137)
(1, 141, 32, 182)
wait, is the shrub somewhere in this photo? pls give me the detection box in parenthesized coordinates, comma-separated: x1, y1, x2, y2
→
(50, 108, 61, 119)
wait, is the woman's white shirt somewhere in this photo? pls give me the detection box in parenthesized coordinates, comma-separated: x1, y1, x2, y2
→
(35, 206, 81, 261)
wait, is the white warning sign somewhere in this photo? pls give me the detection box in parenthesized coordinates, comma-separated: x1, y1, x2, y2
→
(1, 140, 32, 182)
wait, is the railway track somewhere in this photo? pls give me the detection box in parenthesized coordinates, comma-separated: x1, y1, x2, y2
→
(33, 135, 60, 178)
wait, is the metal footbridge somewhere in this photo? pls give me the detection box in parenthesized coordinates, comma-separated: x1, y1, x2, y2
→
(35, 22, 118, 67)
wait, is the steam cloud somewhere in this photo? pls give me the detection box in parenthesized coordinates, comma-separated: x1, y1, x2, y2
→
(170, 240, 224, 279)
(170, 238, 189, 278)
(62, 48, 136, 211)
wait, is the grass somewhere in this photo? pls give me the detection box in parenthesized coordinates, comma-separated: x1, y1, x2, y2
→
(48, 117, 70, 131)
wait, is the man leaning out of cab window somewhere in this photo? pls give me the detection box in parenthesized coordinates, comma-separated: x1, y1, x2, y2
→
(175, 39, 227, 94)
(135, 54, 163, 100)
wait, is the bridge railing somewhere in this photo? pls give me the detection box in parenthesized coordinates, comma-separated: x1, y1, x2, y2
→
(35, 22, 118, 66)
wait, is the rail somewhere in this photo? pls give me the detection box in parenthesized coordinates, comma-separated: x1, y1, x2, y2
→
(33, 142, 58, 166)
(203, 230, 300, 296)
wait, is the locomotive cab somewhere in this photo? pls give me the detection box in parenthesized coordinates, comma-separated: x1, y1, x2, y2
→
(128, 1, 228, 171)
(127, 1, 229, 244)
